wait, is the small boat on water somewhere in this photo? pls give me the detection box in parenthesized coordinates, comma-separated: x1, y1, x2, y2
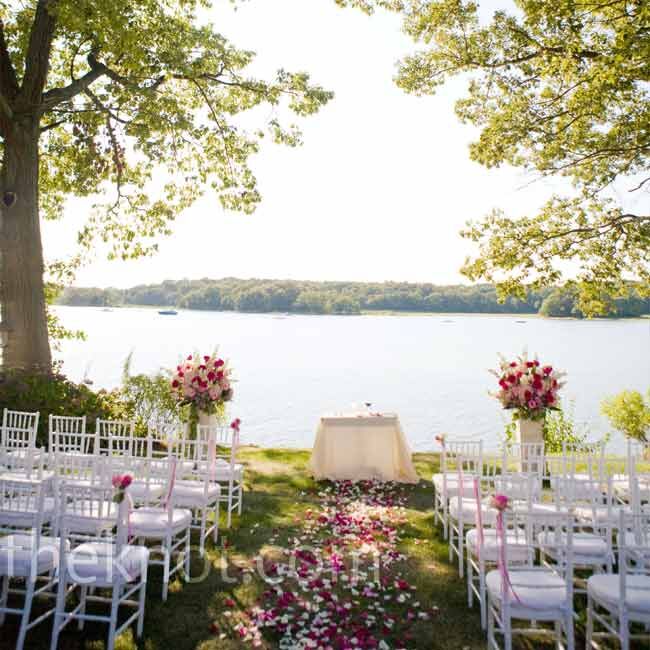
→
(158, 309, 178, 316)
(515, 320, 527, 324)
(101, 308, 113, 312)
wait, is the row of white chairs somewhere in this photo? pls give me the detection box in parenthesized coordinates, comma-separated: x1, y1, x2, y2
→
(433, 438, 650, 649)
(0, 408, 244, 529)
(0, 478, 149, 650)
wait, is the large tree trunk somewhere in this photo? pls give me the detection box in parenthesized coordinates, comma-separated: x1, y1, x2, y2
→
(0, 118, 51, 370)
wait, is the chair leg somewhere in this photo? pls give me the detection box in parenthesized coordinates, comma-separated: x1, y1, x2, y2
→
(479, 565, 487, 631)
(458, 520, 464, 578)
(227, 491, 232, 528)
(467, 555, 473, 608)
(184, 528, 191, 576)
(0, 576, 8, 625)
(565, 611, 574, 650)
(487, 595, 495, 650)
(50, 576, 67, 650)
(620, 611, 629, 650)
(213, 501, 220, 543)
(15, 578, 35, 650)
(77, 585, 87, 630)
(586, 595, 594, 648)
(162, 538, 171, 601)
(137, 565, 148, 637)
(199, 509, 207, 557)
(504, 612, 512, 650)
(237, 483, 242, 515)
(107, 584, 121, 650)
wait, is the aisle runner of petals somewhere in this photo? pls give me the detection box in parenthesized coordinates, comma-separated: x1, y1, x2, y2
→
(231, 481, 431, 649)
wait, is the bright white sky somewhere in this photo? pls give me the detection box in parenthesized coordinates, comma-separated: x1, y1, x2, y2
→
(43, 0, 572, 289)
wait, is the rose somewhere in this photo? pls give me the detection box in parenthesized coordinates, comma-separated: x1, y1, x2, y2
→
(120, 474, 133, 489)
(434, 434, 445, 446)
(489, 494, 509, 511)
(111, 474, 123, 489)
(231, 418, 241, 432)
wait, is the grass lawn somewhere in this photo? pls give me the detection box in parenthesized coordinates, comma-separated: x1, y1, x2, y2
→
(0, 448, 623, 649)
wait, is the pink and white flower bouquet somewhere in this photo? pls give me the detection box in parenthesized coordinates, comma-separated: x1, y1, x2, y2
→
(491, 352, 565, 421)
(170, 352, 234, 415)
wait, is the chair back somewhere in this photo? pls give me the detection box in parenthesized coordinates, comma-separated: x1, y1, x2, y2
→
(1, 408, 39, 449)
(0, 477, 47, 537)
(500, 508, 574, 617)
(501, 442, 545, 476)
(49, 415, 90, 454)
(0, 446, 46, 480)
(95, 419, 135, 456)
(197, 424, 240, 464)
(617, 510, 650, 612)
(58, 483, 126, 547)
(53, 452, 107, 487)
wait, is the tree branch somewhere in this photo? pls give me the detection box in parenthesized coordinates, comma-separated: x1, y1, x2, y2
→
(19, 0, 57, 107)
(41, 53, 107, 111)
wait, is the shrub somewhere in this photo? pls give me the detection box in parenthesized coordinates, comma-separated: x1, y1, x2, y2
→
(120, 354, 182, 434)
(0, 369, 131, 448)
(601, 389, 650, 442)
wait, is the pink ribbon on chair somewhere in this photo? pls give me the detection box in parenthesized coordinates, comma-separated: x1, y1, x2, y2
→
(473, 476, 484, 560)
(491, 495, 521, 604)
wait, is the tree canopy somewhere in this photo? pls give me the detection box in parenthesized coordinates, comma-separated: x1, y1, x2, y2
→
(0, 0, 332, 368)
(339, 0, 650, 315)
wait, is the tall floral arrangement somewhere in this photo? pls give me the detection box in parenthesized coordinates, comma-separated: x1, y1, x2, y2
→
(491, 352, 565, 421)
(170, 352, 234, 415)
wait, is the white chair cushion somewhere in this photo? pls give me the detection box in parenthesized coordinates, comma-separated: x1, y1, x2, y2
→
(574, 505, 631, 525)
(448, 497, 497, 525)
(588, 574, 650, 615)
(0, 497, 57, 528)
(493, 477, 541, 500)
(538, 531, 610, 565)
(171, 481, 220, 507)
(432, 473, 476, 497)
(64, 542, 149, 587)
(129, 507, 192, 538)
(486, 569, 569, 613)
(196, 460, 243, 481)
(0, 534, 69, 578)
(466, 528, 531, 563)
(512, 502, 569, 517)
(128, 481, 166, 504)
(63, 501, 117, 534)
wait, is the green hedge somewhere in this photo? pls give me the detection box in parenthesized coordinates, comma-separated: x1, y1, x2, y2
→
(0, 369, 133, 448)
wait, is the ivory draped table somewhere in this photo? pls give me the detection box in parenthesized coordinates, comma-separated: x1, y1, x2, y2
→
(309, 413, 418, 483)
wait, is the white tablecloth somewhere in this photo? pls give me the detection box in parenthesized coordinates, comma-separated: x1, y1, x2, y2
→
(309, 413, 418, 483)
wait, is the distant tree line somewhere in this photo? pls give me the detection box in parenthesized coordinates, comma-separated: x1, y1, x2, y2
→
(57, 279, 649, 318)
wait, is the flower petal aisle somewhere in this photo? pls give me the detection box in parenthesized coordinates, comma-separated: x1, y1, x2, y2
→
(233, 480, 432, 649)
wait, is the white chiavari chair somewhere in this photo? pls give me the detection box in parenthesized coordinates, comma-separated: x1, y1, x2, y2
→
(587, 510, 650, 649)
(128, 457, 191, 601)
(466, 474, 535, 629)
(48, 415, 90, 457)
(486, 509, 575, 650)
(1, 409, 44, 471)
(547, 476, 615, 593)
(167, 437, 221, 556)
(446, 448, 487, 577)
(108, 440, 166, 507)
(197, 424, 244, 527)
(614, 440, 650, 505)
(52, 451, 107, 489)
(0, 445, 49, 482)
(0, 477, 62, 650)
(498, 442, 544, 501)
(95, 418, 135, 456)
(50, 484, 149, 650)
(433, 439, 482, 540)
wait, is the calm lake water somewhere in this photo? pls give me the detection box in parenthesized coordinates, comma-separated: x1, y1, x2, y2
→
(52, 306, 650, 452)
